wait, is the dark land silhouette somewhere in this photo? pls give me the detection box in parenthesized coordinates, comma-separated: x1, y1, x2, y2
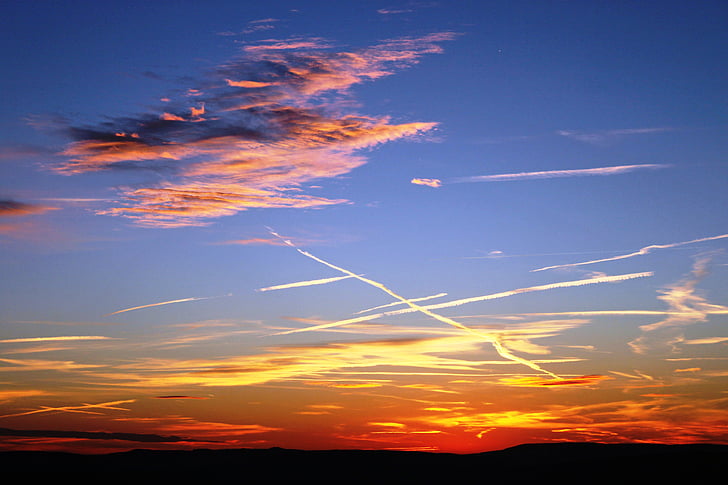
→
(1, 442, 725, 483)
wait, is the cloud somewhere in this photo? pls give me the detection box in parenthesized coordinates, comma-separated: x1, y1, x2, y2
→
(0, 427, 193, 443)
(53, 33, 456, 227)
(499, 374, 611, 387)
(532, 233, 728, 272)
(0, 199, 58, 217)
(153, 395, 209, 400)
(0, 390, 47, 403)
(629, 254, 728, 354)
(557, 127, 674, 143)
(411, 178, 442, 188)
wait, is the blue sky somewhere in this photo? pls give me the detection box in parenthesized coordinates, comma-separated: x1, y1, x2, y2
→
(1, 1, 727, 453)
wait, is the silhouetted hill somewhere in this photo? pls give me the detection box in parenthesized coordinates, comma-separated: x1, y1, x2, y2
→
(1, 442, 725, 483)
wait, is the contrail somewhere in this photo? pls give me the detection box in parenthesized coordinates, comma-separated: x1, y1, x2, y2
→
(353, 292, 448, 315)
(450, 164, 667, 183)
(531, 233, 728, 272)
(0, 400, 135, 419)
(256, 275, 359, 292)
(0, 336, 113, 344)
(387, 272, 653, 315)
(412, 164, 668, 188)
(267, 228, 569, 379)
(104, 294, 230, 316)
(275, 272, 652, 335)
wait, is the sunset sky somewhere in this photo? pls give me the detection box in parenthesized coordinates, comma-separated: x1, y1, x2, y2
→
(1, 1, 727, 454)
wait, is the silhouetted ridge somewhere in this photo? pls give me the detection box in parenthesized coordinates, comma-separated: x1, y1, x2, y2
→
(1, 443, 724, 483)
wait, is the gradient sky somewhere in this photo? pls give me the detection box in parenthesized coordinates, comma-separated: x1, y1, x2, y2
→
(1, 1, 727, 454)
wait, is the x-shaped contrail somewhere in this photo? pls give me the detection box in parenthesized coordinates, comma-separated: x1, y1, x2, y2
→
(266, 228, 649, 379)
(0, 399, 135, 419)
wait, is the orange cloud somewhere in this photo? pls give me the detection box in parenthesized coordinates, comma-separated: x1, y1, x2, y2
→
(499, 374, 611, 387)
(54, 33, 455, 227)
(411, 178, 442, 188)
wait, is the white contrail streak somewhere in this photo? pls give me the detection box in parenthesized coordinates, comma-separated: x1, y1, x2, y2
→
(266, 229, 651, 379)
(275, 272, 652, 336)
(0, 336, 113, 344)
(450, 164, 667, 183)
(353, 292, 448, 315)
(531, 233, 728, 272)
(256, 275, 359, 292)
(104, 294, 230, 316)
(388, 272, 653, 315)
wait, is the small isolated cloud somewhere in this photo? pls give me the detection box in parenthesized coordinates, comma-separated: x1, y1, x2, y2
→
(411, 178, 442, 188)
(378, 8, 415, 15)
(153, 395, 210, 400)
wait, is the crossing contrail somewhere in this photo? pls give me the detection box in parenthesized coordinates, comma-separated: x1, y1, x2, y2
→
(353, 292, 448, 314)
(531, 233, 728, 272)
(274, 272, 652, 335)
(267, 228, 625, 379)
(256, 275, 359, 292)
(0, 400, 135, 419)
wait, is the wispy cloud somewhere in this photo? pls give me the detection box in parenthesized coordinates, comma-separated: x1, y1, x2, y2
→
(629, 254, 728, 354)
(412, 164, 668, 188)
(557, 127, 674, 143)
(532, 233, 728, 272)
(53, 33, 456, 227)
(0, 199, 58, 217)
(0, 427, 194, 443)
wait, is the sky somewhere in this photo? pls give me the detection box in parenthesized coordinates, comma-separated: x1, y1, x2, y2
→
(1, 0, 727, 454)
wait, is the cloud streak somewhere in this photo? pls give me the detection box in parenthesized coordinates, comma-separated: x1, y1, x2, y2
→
(257, 274, 359, 292)
(0, 336, 113, 344)
(532, 233, 728, 272)
(412, 164, 668, 187)
(53, 33, 456, 227)
(103, 295, 229, 316)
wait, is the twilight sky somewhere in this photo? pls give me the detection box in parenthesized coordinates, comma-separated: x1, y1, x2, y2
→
(1, 0, 727, 454)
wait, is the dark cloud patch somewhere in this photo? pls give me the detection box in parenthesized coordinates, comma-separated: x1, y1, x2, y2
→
(0, 199, 57, 217)
(0, 427, 201, 443)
